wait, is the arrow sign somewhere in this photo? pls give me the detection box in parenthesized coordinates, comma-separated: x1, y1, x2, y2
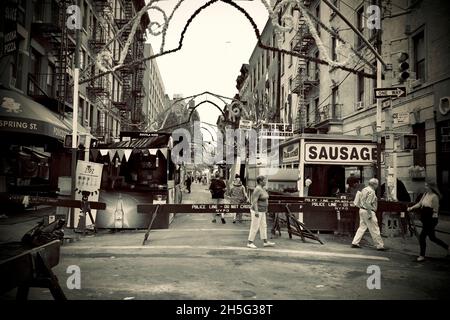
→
(374, 87, 407, 99)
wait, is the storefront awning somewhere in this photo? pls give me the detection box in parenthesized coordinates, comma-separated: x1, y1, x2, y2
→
(0, 89, 69, 141)
(61, 115, 95, 140)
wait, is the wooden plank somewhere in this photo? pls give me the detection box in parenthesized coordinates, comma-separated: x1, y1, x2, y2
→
(0, 240, 60, 294)
(1, 194, 106, 210)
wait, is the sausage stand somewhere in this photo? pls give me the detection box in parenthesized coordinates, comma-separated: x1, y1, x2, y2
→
(246, 134, 400, 234)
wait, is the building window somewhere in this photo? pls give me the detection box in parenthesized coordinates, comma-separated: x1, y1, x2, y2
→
(28, 49, 41, 94)
(47, 64, 55, 96)
(80, 49, 87, 70)
(314, 97, 319, 122)
(17, 0, 26, 26)
(372, 60, 377, 104)
(281, 54, 285, 75)
(90, 105, 94, 128)
(266, 47, 270, 68)
(289, 42, 293, 66)
(356, 6, 365, 48)
(30, 49, 41, 77)
(261, 53, 265, 77)
(11, 41, 24, 90)
(331, 36, 337, 61)
(78, 98, 84, 125)
(357, 72, 365, 103)
(412, 123, 426, 167)
(85, 103, 89, 123)
(315, 4, 320, 34)
(32, 0, 44, 22)
(272, 79, 276, 109)
(83, 0, 89, 30)
(413, 30, 425, 81)
(331, 86, 339, 118)
(272, 34, 276, 58)
(314, 51, 319, 80)
(306, 104, 310, 125)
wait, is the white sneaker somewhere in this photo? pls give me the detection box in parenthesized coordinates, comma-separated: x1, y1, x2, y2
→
(263, 241, 275, 247)
(247, 243, 257, 249)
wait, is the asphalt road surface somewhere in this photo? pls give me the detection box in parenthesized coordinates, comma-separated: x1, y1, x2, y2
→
(2, 182, 450, 300)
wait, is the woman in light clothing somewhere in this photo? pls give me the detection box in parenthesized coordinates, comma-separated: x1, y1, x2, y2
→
(247, 176, 275, 249)
(229, 177, 249, 223)
(408, 181, 449, 262)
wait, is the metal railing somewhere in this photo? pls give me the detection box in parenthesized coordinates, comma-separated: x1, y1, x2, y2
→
(292, 71, 319, 94)
(314, 104, 343, 124)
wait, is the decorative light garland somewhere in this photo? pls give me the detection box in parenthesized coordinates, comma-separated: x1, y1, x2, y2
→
(81, 0, 376, 86)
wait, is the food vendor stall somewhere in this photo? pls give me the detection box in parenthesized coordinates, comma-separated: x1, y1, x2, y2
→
(92, 132, 182, 230)
(246, 134, 384, 233)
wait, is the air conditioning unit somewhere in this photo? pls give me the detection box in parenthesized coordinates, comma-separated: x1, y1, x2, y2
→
(355, 101, 364, 111)
(409, 77, 423, 89)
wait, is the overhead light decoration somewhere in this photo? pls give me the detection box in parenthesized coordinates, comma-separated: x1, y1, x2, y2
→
(80, 0, 375, 85)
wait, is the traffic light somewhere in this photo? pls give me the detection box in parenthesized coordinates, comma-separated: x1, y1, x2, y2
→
(401, 134, 418, 151)
(397, 52, 410, 83)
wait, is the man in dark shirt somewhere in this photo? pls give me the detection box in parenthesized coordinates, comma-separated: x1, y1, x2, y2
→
(185, 175, 192, 193)
(209, 171, 227, 224)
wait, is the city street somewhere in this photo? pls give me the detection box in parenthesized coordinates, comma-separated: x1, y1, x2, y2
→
(1, 182, 449, 300)
(1, 0, 450, 305)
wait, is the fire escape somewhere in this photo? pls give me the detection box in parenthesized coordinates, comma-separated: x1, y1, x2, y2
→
(292, 1, 318, 133)
(29, 0, 76, 117)
(86, 1, 111, 107)
(132, 29, 146, 129)
(114, 0, 134, 132)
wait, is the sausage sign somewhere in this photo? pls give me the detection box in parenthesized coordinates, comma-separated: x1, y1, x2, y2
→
(304, 142, 379, 165)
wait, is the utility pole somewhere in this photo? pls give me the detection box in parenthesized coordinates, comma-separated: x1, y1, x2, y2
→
(70, 0, 81, 228)
(375, 1, 383, 197)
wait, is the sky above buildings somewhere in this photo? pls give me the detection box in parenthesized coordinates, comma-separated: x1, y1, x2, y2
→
(145, 0, 269, 139)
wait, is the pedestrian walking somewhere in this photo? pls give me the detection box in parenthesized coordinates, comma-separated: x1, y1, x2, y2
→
(209, 171, 227, 224)
(185, 175, 192, 193)
(351, 178, 387, 251)
(407, 181, 449, 262)
(247, 175, 275, 249)
(228, 175, 249, 223)
(346, 171, 360, 197)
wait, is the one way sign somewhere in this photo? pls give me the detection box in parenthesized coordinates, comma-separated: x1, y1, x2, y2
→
(374, 87, 407, 99)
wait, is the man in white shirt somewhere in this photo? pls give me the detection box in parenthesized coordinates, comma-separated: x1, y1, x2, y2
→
(351, 178, 387, 251)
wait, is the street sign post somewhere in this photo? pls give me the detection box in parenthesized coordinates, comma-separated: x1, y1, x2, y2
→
(374, 87, 407, 99)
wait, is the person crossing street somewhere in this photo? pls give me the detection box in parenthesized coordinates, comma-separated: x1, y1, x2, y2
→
(351, 178, 387, 251)
(209, 171, 227, 224)
(247, 176, 275, 249)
